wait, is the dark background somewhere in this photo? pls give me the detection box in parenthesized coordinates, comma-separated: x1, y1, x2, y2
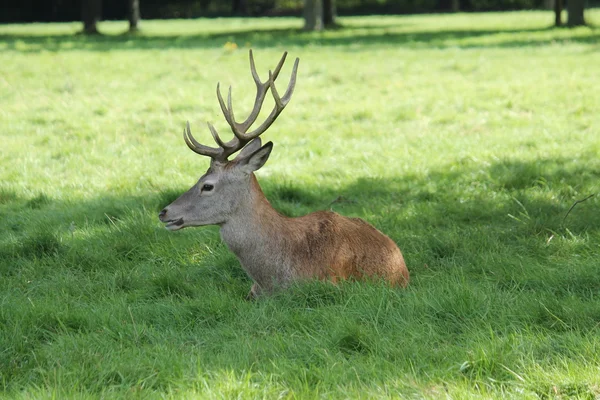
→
(1, 0, 562, 24)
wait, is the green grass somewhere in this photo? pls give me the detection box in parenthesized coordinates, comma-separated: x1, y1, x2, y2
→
(1, 10, 600, 398)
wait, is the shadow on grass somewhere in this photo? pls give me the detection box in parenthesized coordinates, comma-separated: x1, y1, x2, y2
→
(2, 154, 598, 276)
(1, 22, 599, 53)
(1, 155, 600, 393)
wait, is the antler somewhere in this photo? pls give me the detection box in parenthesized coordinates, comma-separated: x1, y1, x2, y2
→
(184, 50, 299, 162)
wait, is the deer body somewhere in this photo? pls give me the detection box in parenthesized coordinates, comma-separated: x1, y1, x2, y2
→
(220, 175, 408, 296)
(159, 51, 408, 297)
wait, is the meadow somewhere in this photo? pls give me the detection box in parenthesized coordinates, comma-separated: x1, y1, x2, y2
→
(1, 10, 600, 398)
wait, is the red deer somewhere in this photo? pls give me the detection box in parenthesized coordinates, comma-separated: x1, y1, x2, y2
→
(159, 50, 408, 298)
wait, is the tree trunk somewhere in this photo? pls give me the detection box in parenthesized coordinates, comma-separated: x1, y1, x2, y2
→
(323, 0, 336, 27)
(303, 0, 323, 31)
(81, 0, 102, 34)
(567, 0, 585, 26)
(554, 0, 562, 26)
(451, 0, 460, 12)
(128, 0, 140, 32)
(200, 0, 212, 11)
(232, 0, 248, 16)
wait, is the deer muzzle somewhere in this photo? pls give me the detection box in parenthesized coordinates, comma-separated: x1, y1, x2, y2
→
(159, 208, 185, 231)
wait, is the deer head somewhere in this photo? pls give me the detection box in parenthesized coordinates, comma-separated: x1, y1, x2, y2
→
(159, 50, 299, 231)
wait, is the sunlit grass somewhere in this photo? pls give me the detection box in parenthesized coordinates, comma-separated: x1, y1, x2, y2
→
(1, 11, 600, 398)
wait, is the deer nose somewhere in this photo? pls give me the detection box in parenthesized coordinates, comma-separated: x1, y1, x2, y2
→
(158, 209, 167, 221)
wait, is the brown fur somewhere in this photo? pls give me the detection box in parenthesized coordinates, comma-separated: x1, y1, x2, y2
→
(244, 176, 409, 292)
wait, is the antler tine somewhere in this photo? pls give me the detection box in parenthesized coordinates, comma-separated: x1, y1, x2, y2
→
(216, 82, 234, 128)
(238, 50, 274, 133)
(236, 54, 299, 140)
(249, 50, 287, 86)
(281, 56, 300, 104)
(226, 86, 235, 129)
(248, 49, 261, 84)
(207, 122, 227, 148)
(238, 51, 289, 133)
(269, 56, 300, 107)
(242, 56, 300, 138)
(183, 121, 222, 159)
(226, 50, 291, 136)
(216, 51, 297, 142)
(207, 122, 246, 161)
(265, 50, 288, 82)
(268, 70, 283, 110)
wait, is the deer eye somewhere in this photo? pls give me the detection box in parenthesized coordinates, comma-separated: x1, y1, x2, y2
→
(202, 184, 214, 192)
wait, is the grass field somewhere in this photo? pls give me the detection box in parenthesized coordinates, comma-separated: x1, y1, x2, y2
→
(1, 10, 600, 398)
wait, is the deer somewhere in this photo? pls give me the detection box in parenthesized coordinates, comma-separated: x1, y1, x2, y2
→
(159, 50, 409, 298)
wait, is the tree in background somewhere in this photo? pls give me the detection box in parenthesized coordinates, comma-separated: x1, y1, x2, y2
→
(304, 0, 323, 30)
(5, 0, 576, 25)
(304, 0, 336, 31)
(128, 0, 140, 31)
(81, 0, 102, 34)
(232, 0, 248, 15)
(567, 0, 585, 26)
(323, 0, 337, 26)
(554, 0, 562, 26)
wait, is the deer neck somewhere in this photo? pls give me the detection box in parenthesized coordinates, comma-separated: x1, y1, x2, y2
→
(219, 174, 288, 277)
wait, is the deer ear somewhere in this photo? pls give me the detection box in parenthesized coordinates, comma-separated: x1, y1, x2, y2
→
(238, 141, 273, 173)
(233, 138, 262, 162)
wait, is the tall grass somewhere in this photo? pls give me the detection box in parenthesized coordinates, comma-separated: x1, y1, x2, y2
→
(1, 11, 600, 398)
